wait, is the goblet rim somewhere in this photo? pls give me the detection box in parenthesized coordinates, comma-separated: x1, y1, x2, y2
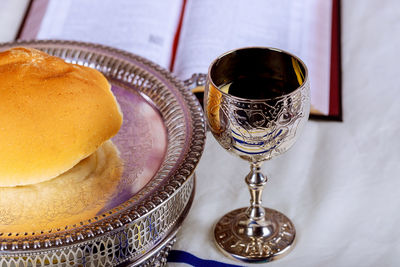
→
(207, 46, 309, 102)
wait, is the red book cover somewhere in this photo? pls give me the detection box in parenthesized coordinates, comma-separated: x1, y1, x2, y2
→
(310, 0, 342, 121)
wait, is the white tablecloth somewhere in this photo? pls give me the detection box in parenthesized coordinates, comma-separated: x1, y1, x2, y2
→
(1, 0, 400, 266)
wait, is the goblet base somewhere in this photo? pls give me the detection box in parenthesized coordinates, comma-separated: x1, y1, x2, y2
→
(214, 207, 296, 263)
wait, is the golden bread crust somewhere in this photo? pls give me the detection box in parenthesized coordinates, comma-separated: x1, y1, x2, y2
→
(0, 47, 122, 186)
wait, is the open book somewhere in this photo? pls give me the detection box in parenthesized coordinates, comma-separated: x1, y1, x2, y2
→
(18, 0, 342, 120)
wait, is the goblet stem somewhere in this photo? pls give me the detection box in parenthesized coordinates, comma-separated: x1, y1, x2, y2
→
(246, 162, 267, 221)
(214, 161, 296, 262)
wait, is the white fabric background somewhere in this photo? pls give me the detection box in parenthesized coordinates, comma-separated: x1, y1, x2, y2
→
(175, 1, 400, 266)
(1, 0, 400, 266)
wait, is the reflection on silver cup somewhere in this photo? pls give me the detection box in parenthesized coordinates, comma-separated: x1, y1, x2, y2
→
(204, 47, 310, 262)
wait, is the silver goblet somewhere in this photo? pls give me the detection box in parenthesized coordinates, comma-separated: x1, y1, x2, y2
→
(204, 47, 310, 263)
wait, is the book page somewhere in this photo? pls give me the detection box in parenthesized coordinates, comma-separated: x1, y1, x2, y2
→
(36, 0, 183, 69)
(174, 0, 332, 115)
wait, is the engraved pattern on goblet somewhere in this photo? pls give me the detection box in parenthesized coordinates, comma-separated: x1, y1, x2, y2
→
(204, 47, 310, 263)
(214, 207, 295, 260)
(208, 82, 309, 163)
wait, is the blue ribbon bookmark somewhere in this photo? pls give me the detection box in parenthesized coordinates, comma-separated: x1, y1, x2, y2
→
(167, 250, 244, 267)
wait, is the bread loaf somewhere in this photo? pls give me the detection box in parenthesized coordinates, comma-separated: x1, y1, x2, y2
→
(0, 47, 122, 186)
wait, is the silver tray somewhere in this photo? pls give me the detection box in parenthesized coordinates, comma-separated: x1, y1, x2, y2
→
(0, 40, 206, 266)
